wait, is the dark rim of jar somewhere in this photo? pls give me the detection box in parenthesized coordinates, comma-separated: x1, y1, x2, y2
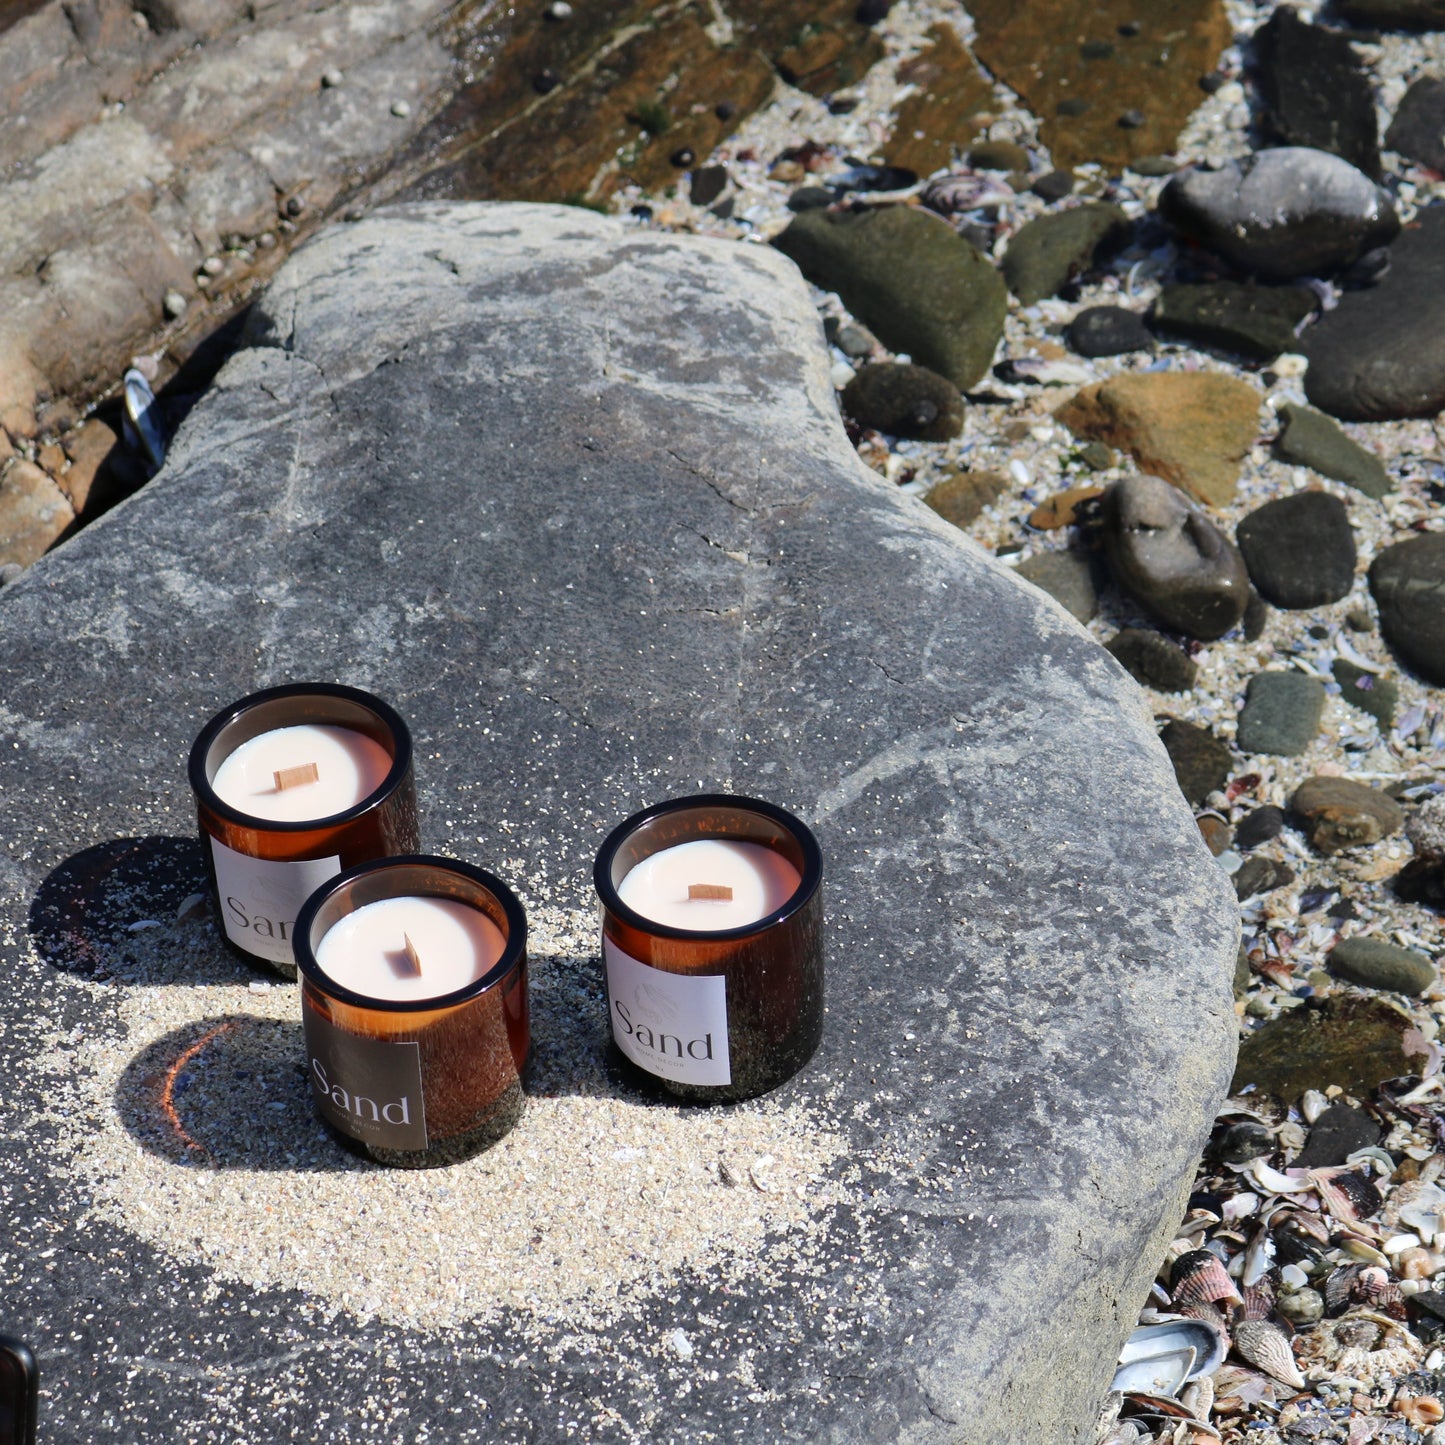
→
(188, 682, 413, 833)
(593, 793, 822, 943)
(294, 854, 528, 1013)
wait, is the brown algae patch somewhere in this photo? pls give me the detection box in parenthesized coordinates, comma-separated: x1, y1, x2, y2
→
(29, 897, 851, 1334)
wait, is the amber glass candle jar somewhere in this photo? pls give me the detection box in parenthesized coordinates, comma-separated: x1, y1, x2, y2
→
(593, 795, 823, 1103)
(189, 683, 419, 978)
(294, 856, 529, 1168)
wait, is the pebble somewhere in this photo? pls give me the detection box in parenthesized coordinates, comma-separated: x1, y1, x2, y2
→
(1334, 0, 1445, 26)
(1236, 670, 1327, 757)
(1303, 207, 1445, 422)
(1149, 282, 1316, 364)
(1026, 485, 1103, 530)
(1001, 203, 1130, 306)
(1208, 1119, 1273, 1163)
(1250, 8, 1381, 180)
(1065, 306, 1153, 358)
(201, 256, 224, 277)
(1332, 659, 1397, 730)
(786, 186, 833, 212)
(1196, 813, 1232, 856)
(924, 469, 1008, 530)
(1294, 1102, 1382, 1167)
(1291, 775, 1405, 854)
(1014, 549, 1099, 624)
(162, 290, 187, 320)
(1234, 855, 1296, 900)
(1105, 628, 1198, 693)
(1386, 76, 1445, 173)
(840, 363, 963, 442)
(1098, 474, 1251, 640)
(321, 67, 343, 88)
(967, 140, 1030, 172)
(689, 166, 728, 207)
(1235, 806, 1286, 850)
(1030, 170, 1074, 201)
(1278, 1288, 1325, 1326)
(1159, 719, 1232, 807)
(391, 99, 412, 118)
(1328, 937, 1437, 996)
(1157, 147, 1399, 282)
(772, 206, 1007, 391)
(1369, 532, 1445, 684)
(1234, 492, 1356, 610)
(1273, 403, 1392, 500)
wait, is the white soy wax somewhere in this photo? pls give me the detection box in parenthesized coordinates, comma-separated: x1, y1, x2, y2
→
(314, 896, 505, 1002)
(617, 839, 801, 930)
(210, 724, 392, 822)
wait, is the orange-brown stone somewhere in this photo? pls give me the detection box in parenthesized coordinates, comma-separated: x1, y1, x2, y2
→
(1028, 484, 1104, 529)
(888, 25, 994, 178)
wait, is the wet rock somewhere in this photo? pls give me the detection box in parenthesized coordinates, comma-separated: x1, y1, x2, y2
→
(773, 13, 885, 98)
(967, 140, 1030, 172)
(1292, 775, 1405, 853)
(1197, 813, 1232, 855)
(1014, 549, 1100, 624)
(1066, 306, 1153, 358)
(0, 459, 76, 569)
(1331, 0, 1445, 26)
(1100, 474, 1251, 639)
(1149, 282, 1316, 362)
(1235, 493, 1356, 610)
(1386, 76, 1445, 172)
(1333, 659, 1397, 730)
(1233, 995, 1426, 1101)
(1160, 719, 1233, 806)
(788, 187, 834, 212)
(1243, 591, 1271, 641)
(1001, 203, 1130, 306)
(1234, 855, 1295, 900)
(1329, 937, 1437, 996)
(967, 0, 1232, 173)
(924, 469, 1008, 529)
(1369, 532, 1445, 684)
(1237, 671, 1327, 757)
(1302, 205, 1445, 422)
(1251, 8, 1381, 179)
(1208, 1119, 1274, 1164)
(1031, 170, 1075, 201)
(772, 205, 1007, 391)
(1106, 628, 1198, 692)
(887, 25, 993, 177)
(689, 165, 729, 207)
(841, 363, 963, 441)
(1158, 148, 1399, 281)
(1274, 403, 1392, 500)
(1294, 1103, 1383, 1168)
(1057, 372, 1260, 508)
(1234, 805, 1285, 850)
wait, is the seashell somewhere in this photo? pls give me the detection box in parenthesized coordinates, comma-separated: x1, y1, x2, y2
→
(1325, 1264, 1364, 1315)
(1182, 1374, 1214, 1423)
(920, 171, 1014, 217)
(1244, 1159, 1313, 1195)
(1396, 1181, 1445, 1240)
(1172, 1248, 1243, 1307)
(1243, 1225, 1276, 1288)
(1351, 1265, 1406, 1318)
(1311, 1167, 1383, 1226)
(1395, 1392, 1445, 1427)
(1212, 1364, 1278, 1415)
(1296, 1308, 1424, 1385)
(1113, 1319, 1228, 1396)
(1300, 1089, 1330, 1124)
(1339, 1236, 1391, 1268)
(1233, 1319, 1306, 1390)
(123, 367, 166, 474)
(1175, 1299, 1232, 1346)
(1242, 1274, 1277, 1322)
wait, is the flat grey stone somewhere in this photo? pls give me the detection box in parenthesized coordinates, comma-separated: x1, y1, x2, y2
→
(1328, 937, 1437, 996)
(1274, 402, 1392, 499)
(0, 203, 1237, 1445)
(1236, 671, 1327, 756)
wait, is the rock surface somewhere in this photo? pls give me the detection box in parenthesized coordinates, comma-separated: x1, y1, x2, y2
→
(1235, 492, 1357, 609)
(0, 203, 1237, 1445)
(1067, 306, 1154, 357)
(1250, 8, 1381, 178)
(1328, 937, 1437, 995)
(1106, 628, 1198, 692)
(1099, 474, 1251, 639)
(1386, 76, 1445, 172)
(924, 467, 1009, 529)
(1292, 775, 1406, 854)
(1302, 205, 1445, 421)
(1014, 549, 1101, 623)
(772, 205, 1007, 391)
(1235, 671, 1327, 757)
(1149, 282, 1316, 363)
(1369, 532, 1445, 684)
(1160, 719, 1234, 805)
(1158, 148, 1399, 281)
(1001, 202, 1130, 306)
(1057, 372, 1261, 507)
(1274, 403, 1392, 499)
(840, 362, 963, 441)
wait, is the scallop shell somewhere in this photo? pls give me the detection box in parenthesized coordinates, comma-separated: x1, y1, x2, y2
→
(1233, 1319, 1306, 1390)
(920, 171, 1014, 217)
(1311, 1167, 1383, 1226)
(1171, 1248, 1244, 1307)
(1241, 1274, 1278, 1323)
(1324, 1263, 1364, 1315)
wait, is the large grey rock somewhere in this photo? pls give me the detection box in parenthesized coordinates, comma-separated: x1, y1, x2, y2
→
(1158, 148, 1398, 281)
(0, 203, 1237, 1445)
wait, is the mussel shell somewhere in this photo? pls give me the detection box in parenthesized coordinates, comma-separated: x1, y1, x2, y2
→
(1113, 1319, 1228, 1396)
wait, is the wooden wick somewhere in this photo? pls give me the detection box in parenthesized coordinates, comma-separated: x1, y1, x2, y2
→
(273, 761, 319, 791)
(401, 933, 423, 977)
(688, 884, 733, 901)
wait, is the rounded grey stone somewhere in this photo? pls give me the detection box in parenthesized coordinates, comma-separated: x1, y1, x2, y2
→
(1236, 671, 1327, 757)
(1369, 532, 1445, 684)
(1235, 492, 1356, 610)
(1329, 937, 1437, 996)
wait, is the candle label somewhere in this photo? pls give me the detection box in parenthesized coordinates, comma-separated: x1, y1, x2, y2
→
(210, 838, 341, 965)
(303, 1007, 428, 1151)
(603, 937, 731, 1087)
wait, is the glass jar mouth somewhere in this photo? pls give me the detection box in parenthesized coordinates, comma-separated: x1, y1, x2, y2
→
(189, 682, 413, 832)
(593, 793, 823, 941)
(294, 854, 528, 1012)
